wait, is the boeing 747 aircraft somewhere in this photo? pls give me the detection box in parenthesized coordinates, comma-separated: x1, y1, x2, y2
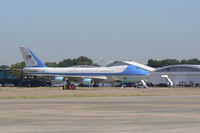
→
(19, 47, 149, 88)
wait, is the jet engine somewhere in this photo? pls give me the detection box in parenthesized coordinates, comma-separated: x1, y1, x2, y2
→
(55, 76, 64, 82)
(82, 78, 94, 86)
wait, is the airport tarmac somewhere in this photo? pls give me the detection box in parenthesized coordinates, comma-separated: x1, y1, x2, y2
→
(0, 96, 200, 133)
(1, 87, 200, 98)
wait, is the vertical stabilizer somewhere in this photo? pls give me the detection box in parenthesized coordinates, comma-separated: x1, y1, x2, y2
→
(19, 46, 47, 67)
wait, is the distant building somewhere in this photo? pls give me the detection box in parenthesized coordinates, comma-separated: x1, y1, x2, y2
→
(149, 65, 200, 86)
(0, 69, 18, 86)
(0, 69, 17, 80)
(0, 69, 51, 87)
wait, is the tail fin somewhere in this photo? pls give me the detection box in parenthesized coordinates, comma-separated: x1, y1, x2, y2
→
(19, 46, 47, 67)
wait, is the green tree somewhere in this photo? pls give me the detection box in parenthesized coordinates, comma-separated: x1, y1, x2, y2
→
(45, 62, 57, 67)
(57, 59, 75, 67)
(180, 59, 188, 64)
(187, 58, 199, 64)
(9, 62, 25, 79)
(147, 59, 162, 67)
(0, 65, 9, 69)
(161, 59, 179, 66)
(147, 59, 154, 67)
(57, 56, 98, 67)
(75, 56, 93, 65)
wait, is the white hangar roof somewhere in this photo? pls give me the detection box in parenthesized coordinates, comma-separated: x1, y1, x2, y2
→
(155, 65, 200, 72)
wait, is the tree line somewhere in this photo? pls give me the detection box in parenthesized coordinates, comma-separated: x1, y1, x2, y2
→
(45, 56, 99, 67)
(147, 58, 200, 68)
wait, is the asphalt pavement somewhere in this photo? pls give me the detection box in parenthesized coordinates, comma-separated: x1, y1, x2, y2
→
(0, 96, 200, 133)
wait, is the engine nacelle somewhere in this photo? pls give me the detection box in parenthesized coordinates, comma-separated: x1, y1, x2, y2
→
(82, 78, 94, 85)
(55, 77, 64, 82)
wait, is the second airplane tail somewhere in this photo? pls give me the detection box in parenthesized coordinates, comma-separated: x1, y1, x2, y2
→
(19, 46, 47, 67)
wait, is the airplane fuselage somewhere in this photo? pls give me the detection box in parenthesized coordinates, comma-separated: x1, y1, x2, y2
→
(20, 46, 150, 85)
(24, 65, 149, 77)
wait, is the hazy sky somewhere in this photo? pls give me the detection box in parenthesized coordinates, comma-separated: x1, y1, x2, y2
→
(0, 0, 200, 66)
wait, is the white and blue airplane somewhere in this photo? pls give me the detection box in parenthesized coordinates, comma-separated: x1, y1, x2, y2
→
(19, 46, 149, 87)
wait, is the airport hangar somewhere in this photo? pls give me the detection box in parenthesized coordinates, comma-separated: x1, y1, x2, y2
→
(149, 65, 200, 86)
(110, 61, 200, 86)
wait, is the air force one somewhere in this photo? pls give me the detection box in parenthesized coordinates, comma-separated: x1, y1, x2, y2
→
(19, 46, 149, 87)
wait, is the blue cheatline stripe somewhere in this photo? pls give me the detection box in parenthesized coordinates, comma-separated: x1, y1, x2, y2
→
(27, 48, 47, 67)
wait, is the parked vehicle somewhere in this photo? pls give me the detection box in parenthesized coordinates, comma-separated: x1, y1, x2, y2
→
(156, 83, 169, 87)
